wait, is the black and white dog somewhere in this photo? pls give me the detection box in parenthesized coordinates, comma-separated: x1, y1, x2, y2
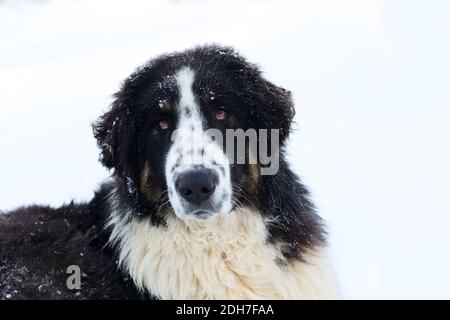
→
(0, 45, 336, 300)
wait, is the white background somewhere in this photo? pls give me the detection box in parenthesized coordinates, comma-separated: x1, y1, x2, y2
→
(1, 0, 449, 299)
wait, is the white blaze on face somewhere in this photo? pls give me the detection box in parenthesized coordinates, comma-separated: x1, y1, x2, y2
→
(165, 67, 232, 220)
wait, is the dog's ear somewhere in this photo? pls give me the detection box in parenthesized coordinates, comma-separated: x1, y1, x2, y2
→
(92, 98, 121, 169)
(256, 78, 295, 143)
(267, 81, 295, 141)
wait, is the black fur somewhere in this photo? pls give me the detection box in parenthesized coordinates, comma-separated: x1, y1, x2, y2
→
(0, 184, 147, 299)
(0, 45, 326, 300)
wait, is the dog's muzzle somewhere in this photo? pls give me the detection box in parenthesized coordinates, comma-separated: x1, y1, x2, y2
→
(175, 168, 218, 206)
(173, 167, 221, 219)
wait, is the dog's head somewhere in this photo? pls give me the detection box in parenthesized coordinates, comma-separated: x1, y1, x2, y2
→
(93, 45, 294, 222)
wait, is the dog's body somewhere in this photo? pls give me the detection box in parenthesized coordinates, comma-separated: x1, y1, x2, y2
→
(0, 46, 336, 300)
(0, 185, 144, 299)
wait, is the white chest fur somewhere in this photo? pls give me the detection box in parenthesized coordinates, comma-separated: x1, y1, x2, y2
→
(108, 207, 337, 300)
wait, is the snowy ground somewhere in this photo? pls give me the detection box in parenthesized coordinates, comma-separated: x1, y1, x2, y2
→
(1, 0, 450, 299)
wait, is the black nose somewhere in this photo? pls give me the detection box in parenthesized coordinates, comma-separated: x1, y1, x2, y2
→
(175, 169, 217, 206)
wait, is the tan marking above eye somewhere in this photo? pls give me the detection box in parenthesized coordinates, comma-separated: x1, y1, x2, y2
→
(158, 100, 172, 113)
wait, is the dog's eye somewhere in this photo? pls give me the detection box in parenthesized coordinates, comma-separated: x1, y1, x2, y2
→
(157, 119, 169, 130)
(216, 108, 227, 121)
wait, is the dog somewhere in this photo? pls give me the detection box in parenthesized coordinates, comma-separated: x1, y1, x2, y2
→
(0, 45, 336, 300)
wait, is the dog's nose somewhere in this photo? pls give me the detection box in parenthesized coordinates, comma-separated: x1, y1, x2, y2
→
(175, 169, 217, 206)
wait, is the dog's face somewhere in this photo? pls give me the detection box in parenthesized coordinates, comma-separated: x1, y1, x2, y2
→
(163, 67, 233, 220)
(94, 46, 295, 222)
